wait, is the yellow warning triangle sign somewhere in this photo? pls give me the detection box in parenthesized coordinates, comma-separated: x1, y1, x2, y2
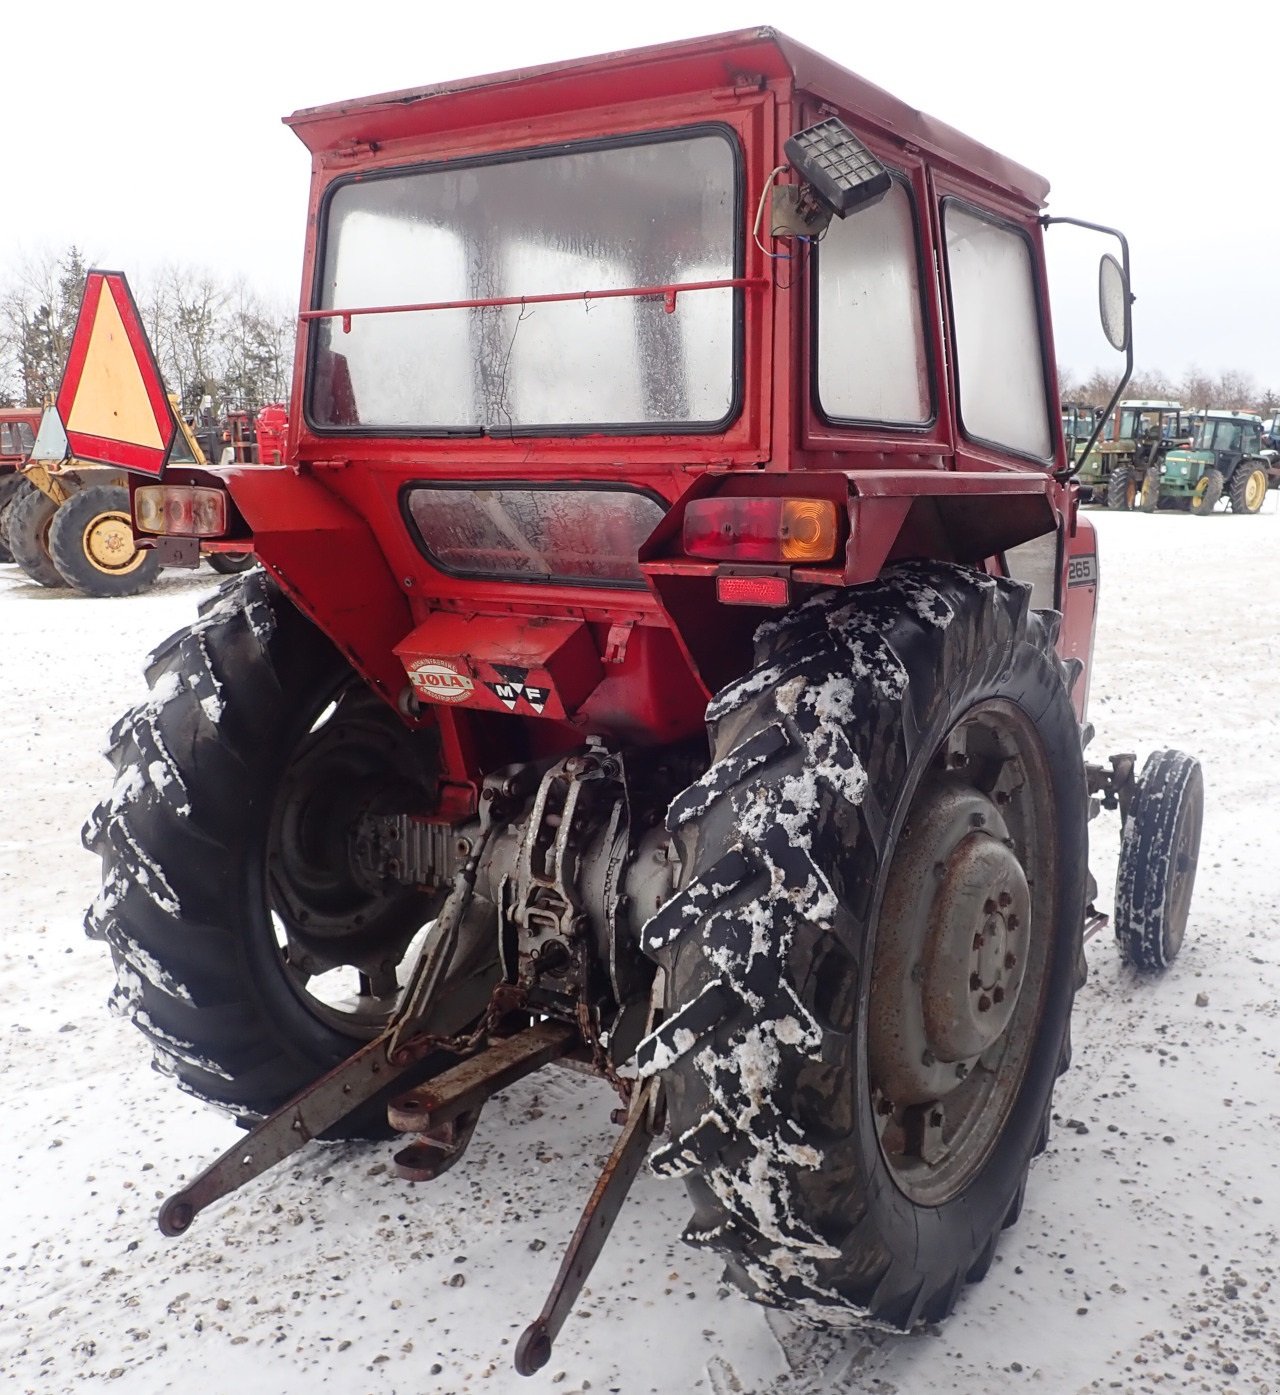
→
(58, 271, 175, 475)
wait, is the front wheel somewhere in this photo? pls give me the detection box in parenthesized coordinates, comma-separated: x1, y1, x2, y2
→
(644, 563, 1087, 1328)
(1189, 469, 1224, 516)
(1107, 467, 1137, 510)
(1138, 472, 1160, 512)
(0, 473, 26, 562)
(83, 571, 491, 1132)
(48, 484, 162, 596)
(1115, 751, 1203, 972)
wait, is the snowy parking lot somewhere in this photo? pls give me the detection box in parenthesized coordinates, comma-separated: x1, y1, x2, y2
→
(2, 500, 1278, 1395)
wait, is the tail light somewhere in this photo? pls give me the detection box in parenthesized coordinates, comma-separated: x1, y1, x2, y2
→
(683, 497, 839, 563)
(135, 484, 229, 537)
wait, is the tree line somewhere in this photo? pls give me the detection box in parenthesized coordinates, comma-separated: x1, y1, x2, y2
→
(1060, 366, 1279, 417)
(0, 246, 295, 417)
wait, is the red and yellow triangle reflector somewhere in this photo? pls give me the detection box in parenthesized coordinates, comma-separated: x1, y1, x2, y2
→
(57, 270, 175, 476)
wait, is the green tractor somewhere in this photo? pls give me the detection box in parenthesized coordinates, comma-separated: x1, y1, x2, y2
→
(1075, 399, 1186, 509)
(1153, 410, 1270, 515)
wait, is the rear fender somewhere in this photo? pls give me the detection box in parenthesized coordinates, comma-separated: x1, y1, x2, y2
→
(210, 465, 417, 714)
(1059, 511, 1099, 722)
(641, 470, 1059, 695)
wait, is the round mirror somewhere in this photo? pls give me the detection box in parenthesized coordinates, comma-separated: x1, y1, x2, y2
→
(1099, 253, 1129, 352)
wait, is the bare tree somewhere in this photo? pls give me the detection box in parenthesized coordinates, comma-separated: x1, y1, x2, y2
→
(0, 246, 89, 405)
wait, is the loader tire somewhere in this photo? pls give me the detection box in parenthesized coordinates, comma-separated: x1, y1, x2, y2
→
(0, 472, 27, 562)
(642, 562, 1087, 1330)
(1189, 468, 1224, 516)
(9, 481, 66, 587)
(1107, 467, 1137, 510)
(1114, 750, 1203, 973)
(82, 571, 482, 1134)
(49, 484, 162, 597)
(1229, 462, 1268, 515)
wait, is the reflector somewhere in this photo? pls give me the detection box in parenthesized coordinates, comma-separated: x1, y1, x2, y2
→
(716, 574, 790, 607)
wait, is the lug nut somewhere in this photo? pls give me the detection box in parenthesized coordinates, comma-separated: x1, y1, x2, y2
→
(998, 891, 1012, 908)
(992, 986, 1005, 1004)
(1004, 952, 1017, 970)
(969, 972, 981, 990)
(978, 994, 992, 1013)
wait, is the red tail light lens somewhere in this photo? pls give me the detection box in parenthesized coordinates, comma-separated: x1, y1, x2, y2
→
(683, 497, 838, 563)
(135, 485, 229, 537)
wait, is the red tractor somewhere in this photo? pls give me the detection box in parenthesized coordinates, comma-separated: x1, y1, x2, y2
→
(78, 30, 1202, 1375)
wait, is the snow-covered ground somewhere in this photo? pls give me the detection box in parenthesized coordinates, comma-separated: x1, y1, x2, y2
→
(2, 501, 1278, 1395)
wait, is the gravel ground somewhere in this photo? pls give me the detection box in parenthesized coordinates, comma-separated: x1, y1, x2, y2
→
(1, 498, 1278, 1394)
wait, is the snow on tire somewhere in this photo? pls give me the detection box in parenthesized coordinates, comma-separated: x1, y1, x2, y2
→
(639, 561, 1088, 1331)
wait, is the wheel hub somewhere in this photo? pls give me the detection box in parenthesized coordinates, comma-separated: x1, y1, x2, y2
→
(869, 782, 1030, 1107)
(923, 831, 1029, 1062)
(84, 512, 143, 574)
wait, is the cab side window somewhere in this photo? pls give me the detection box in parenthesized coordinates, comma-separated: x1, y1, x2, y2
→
(815, 176, 931, 425)
(943, 203, 1051, 459)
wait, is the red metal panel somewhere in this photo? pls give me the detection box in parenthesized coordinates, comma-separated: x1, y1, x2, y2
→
(394, 613, 604, 720)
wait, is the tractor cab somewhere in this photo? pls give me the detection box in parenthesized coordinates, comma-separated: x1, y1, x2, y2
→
(1060, 401, 1099, 462)
(1158, 409, 1270, 514)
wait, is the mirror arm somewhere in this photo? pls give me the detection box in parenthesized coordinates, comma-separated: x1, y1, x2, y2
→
(1041, 216, 1134, 482)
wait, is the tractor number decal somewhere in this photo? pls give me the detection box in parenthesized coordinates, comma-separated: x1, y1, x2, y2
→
(407, 657, 475, 703)
(1066, 554, 1098, 588)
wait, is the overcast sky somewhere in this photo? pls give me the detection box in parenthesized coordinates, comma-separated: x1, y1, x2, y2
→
(7, 0, 1277, 390)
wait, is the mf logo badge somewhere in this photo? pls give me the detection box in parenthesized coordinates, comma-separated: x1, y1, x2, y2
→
(407, 657, 474, 704)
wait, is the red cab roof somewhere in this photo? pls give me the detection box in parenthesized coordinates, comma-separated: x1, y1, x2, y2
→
(285, 28, 1049, 208)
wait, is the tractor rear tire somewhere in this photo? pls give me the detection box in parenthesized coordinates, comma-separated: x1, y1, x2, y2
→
(1229, 463, 1268, 515)
(643, 563, 1087, 1329)
(49, 484, 163, 597)
(83, 571, 484, 1134)
(206, 550, 256, 575)
(1189, 468, 1224, 516)
(8, 482, 66, 587)
(1107, 467, 1137, 511)
(1115, 750, 1203, 973)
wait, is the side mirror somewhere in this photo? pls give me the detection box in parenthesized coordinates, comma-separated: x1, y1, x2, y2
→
(1099, 253, 1131, 352)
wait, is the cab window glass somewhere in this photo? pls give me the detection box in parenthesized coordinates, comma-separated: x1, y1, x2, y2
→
(816, 178, 930, 423)
(944, 204, 1051, 458)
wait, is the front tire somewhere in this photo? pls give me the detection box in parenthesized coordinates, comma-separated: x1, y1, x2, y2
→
(1107, 467, 1137, 510)
(83, 571, 471, 1132)
(1115, 751, 1203, 972)
(1189, 468, 1224, 516)
(0, 473, 26, 562)
(49, 484, 162, 596)
(9, 481, 65, 587)
(643, 563, 1087, 1329)
(206, 550, 256, 575)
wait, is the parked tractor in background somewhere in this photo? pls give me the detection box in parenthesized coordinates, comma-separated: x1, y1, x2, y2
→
(71, 30, 1202, 1376)
(1060, 401, 1099, 467)
(7, 398, 284, 595)
(1075, 399, 1187, 508)
(0, 406, 41, 564)
(1153, 409, 1270, 514)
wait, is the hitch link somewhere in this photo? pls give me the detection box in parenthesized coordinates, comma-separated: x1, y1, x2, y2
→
(514, 1075, 664, 1378)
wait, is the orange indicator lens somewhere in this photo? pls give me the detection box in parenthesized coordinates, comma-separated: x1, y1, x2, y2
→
(683, 497, 838, 563)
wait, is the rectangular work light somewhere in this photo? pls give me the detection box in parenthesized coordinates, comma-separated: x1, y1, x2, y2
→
(784, 118, 892, 219)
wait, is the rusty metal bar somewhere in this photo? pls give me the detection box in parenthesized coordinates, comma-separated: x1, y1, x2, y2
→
(388, 1021, 575, 1133)
(514, 1077, 660, 1377)
(157, 1032, 405, 1236)
(298, 277, 766, 328)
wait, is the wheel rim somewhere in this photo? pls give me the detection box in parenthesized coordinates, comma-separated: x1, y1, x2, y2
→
(1191, 478, 1211, 512)
(82, 510, 145, 575)
(1161, 780, 1203, 963)
(868, 700, 1057, 1206)
(1245, 469, 1266, 512)
(264, 681, 438, 1038)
